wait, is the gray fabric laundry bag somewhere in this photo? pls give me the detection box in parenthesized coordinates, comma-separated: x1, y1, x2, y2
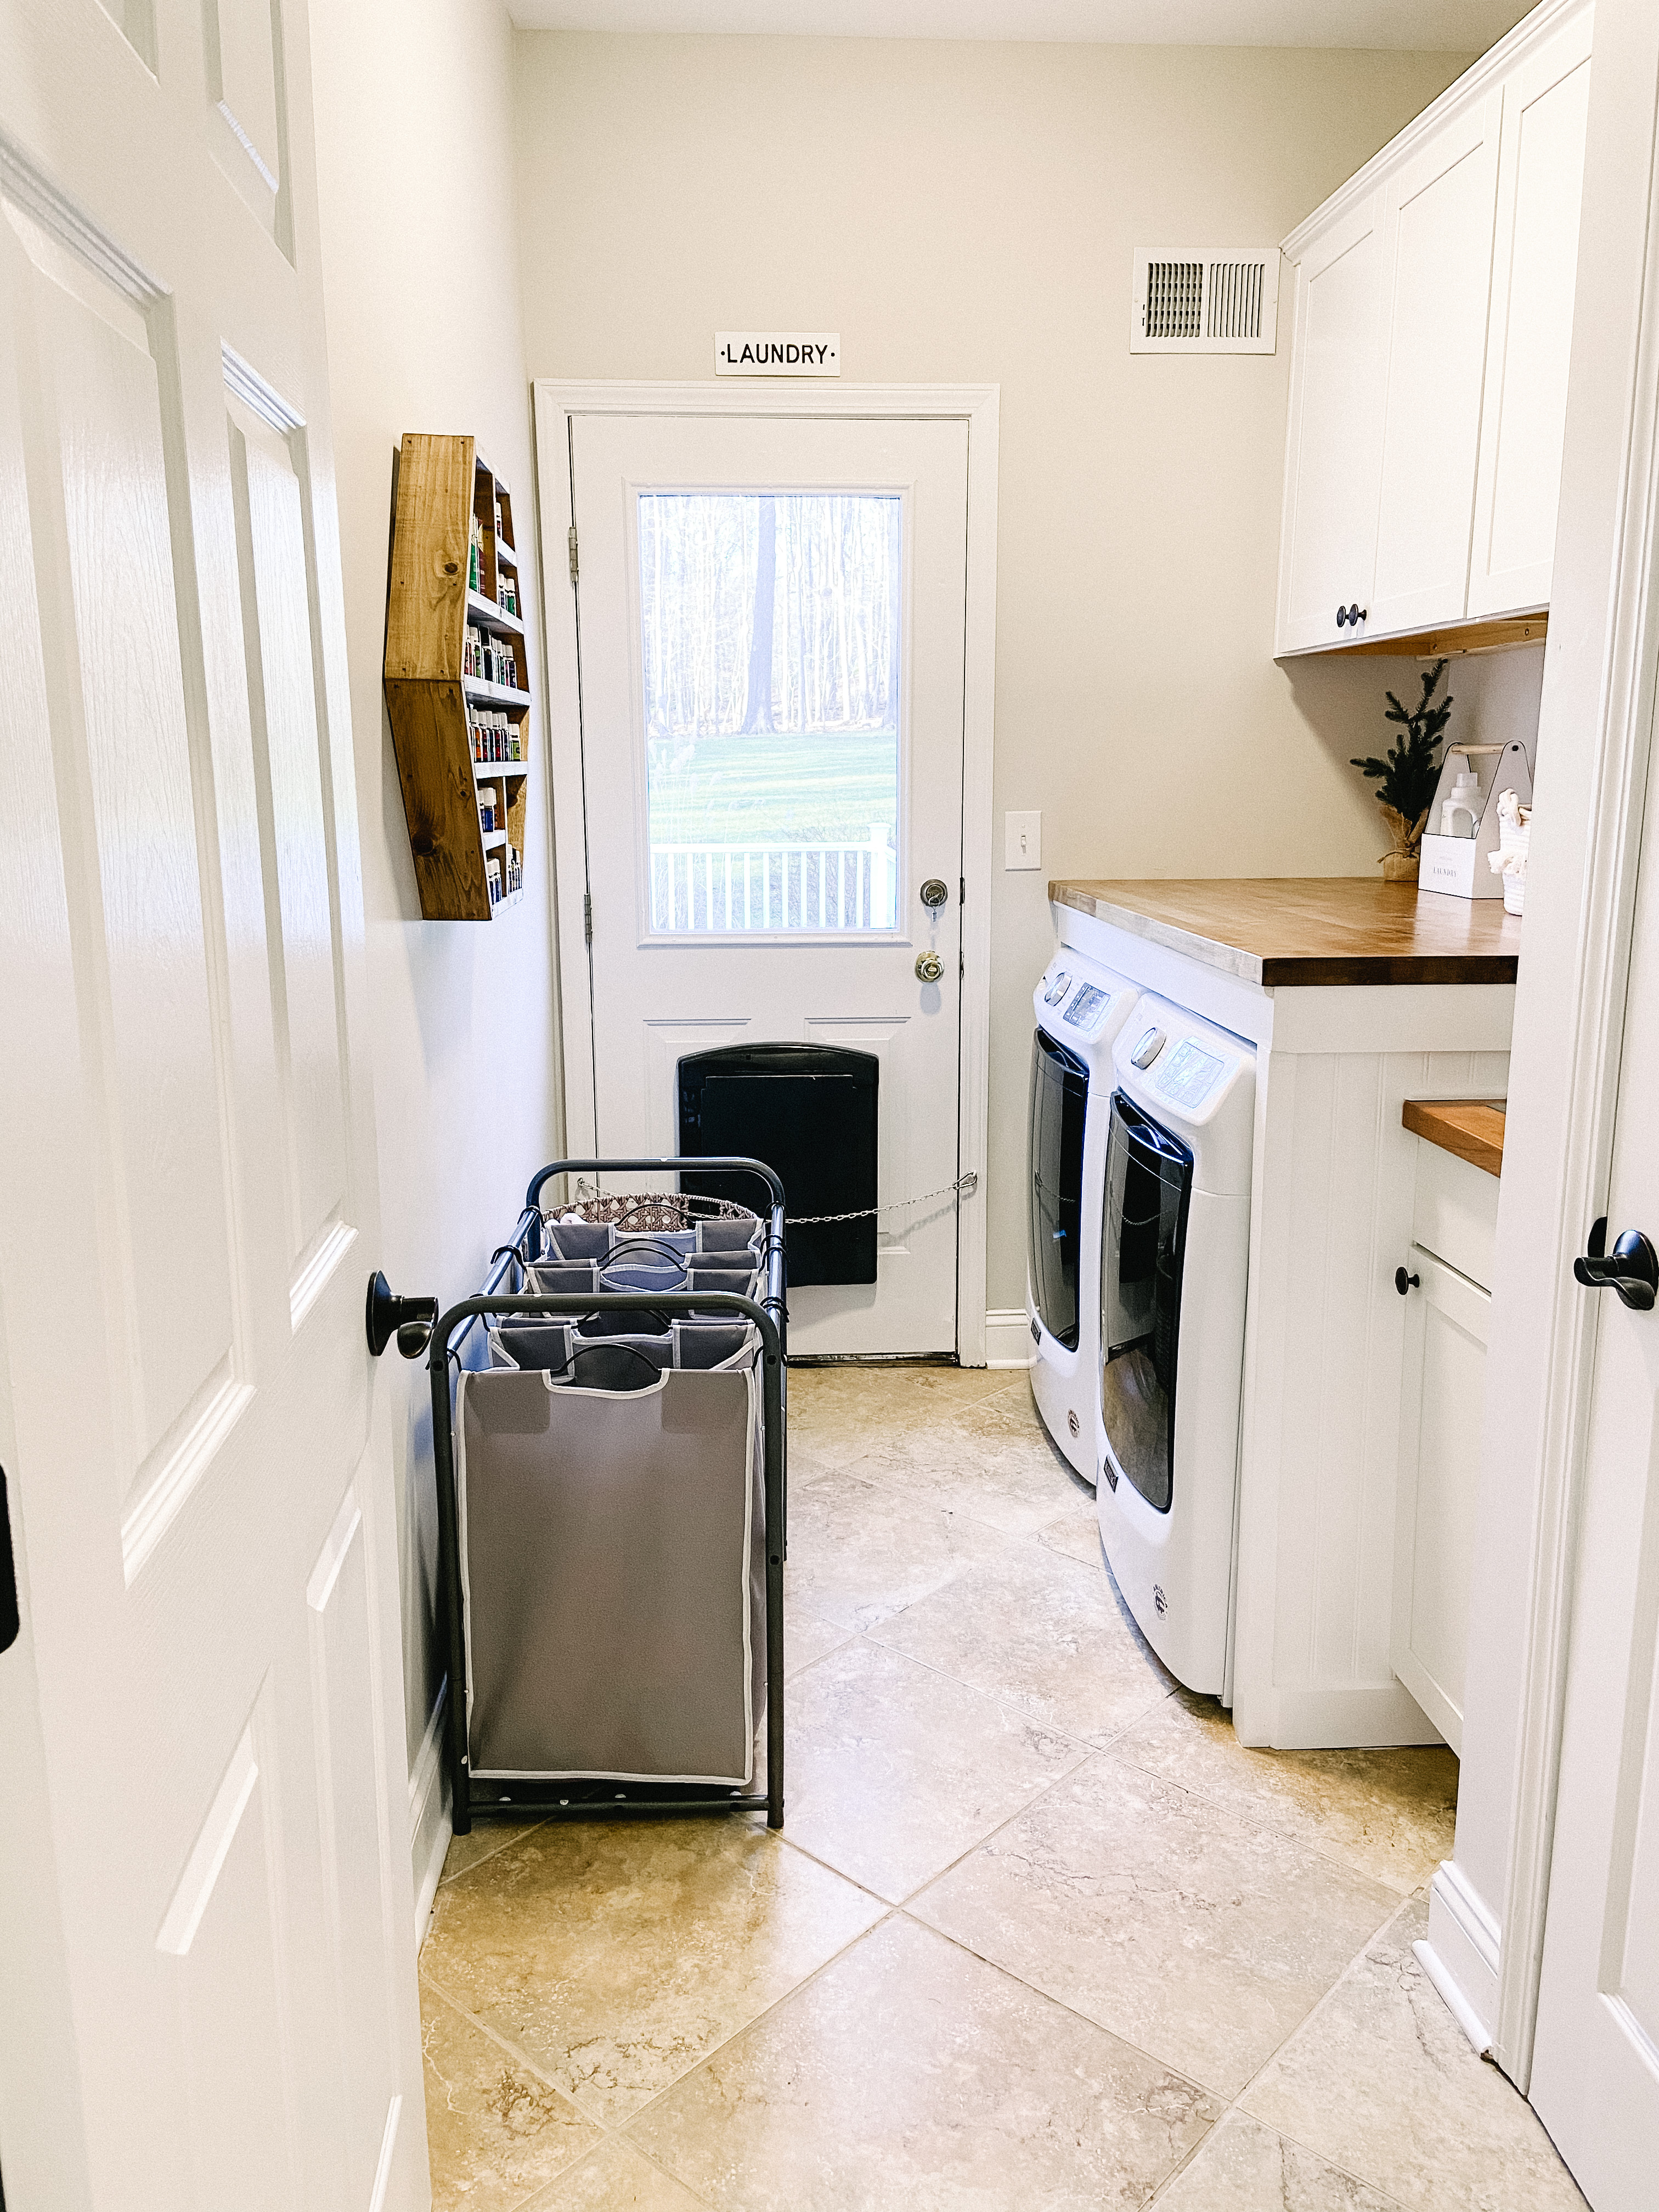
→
(455, 1356, 765, 1786)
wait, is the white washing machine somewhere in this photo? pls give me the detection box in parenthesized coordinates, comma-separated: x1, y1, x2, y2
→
(1096, 995, 1254, 1695)
(1025, 949, 1140, 1479)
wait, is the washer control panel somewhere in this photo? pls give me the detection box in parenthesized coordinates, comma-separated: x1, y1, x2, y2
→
(1130, 1026, 1165, 1069)
(1041, 970, 1072, 1006)
(1062, 981, 1112, 1031)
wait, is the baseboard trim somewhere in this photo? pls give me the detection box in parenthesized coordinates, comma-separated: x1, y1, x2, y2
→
(1232, 1678, 1445, 1750)
(409, 1678, 452, 1952)
(984, 1309, 1036, 1369)
(1420, 1858, 1500, 2058)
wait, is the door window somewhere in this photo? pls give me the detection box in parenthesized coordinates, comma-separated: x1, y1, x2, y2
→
(1028, 1031, 1089, 1351)
(1101, 1092, 1193, 1511)
(639, 490, 901, 934)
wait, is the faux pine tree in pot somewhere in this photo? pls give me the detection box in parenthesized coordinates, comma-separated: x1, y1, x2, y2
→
(1350, 659, 1454, 882)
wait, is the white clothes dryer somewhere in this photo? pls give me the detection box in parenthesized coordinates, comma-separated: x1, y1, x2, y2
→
(1096, 996, 1255, 1695)
(1025, 950, 1140, 1478)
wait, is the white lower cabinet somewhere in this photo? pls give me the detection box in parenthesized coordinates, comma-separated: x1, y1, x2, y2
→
(1392, 1145, 1499, 1754)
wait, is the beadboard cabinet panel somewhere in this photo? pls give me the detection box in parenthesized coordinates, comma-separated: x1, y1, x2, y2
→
(1276, 192, 1387, 655)
(1468, 9, 1594, 618)
(1370, 98, 1502, 637)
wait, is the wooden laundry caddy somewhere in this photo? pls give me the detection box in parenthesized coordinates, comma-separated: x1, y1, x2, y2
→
(383, 433, 532, 920)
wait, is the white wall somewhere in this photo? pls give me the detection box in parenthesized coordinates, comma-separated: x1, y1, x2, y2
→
(511, 31, 1474, 1317)
(309, 0, 562, 1926)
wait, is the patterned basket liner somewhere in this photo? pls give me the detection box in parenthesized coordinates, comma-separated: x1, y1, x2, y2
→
(548, 1189, 759, 1233)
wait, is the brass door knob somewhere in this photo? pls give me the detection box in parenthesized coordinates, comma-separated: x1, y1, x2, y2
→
(915, 951, 944, 983)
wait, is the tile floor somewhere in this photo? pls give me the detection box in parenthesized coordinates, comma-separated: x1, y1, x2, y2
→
(418, 1364, 1586, 2211)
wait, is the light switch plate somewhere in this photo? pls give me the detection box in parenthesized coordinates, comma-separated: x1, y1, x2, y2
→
(1005, 811, 1042, 870)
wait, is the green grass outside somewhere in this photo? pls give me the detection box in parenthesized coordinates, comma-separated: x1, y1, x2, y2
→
(646, 732, 898, 847)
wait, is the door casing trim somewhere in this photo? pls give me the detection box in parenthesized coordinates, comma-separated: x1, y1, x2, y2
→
(531, 380, 999, 1364)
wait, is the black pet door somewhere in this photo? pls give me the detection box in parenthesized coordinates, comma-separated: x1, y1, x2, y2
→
(678, 1042, 878, 1285)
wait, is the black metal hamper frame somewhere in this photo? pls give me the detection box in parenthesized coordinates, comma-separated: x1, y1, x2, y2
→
(401, 1158, 788, 1836)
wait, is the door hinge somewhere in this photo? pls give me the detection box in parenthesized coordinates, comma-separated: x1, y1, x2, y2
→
(960, 876, 966, 905)
(567, 523, 579, 583)
(583, 890, 592, 944)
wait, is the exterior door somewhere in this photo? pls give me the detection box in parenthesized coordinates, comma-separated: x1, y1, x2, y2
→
(565, 410, 969, 1358)
(1529, 805, 1659, 2201)
(0, 7, 422, 2210)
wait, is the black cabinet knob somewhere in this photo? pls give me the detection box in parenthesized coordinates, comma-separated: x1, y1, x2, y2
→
(1395, 1265, 1420, 1296)
(1573, 1220, 1658, 1312)
(1336, 602, 1368, 628)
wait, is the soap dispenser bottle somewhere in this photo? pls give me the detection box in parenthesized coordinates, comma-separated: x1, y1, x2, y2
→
(1440, 763, 1482, 839)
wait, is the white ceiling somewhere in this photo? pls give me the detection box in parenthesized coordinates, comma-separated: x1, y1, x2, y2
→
(505, 0, 1530, 50)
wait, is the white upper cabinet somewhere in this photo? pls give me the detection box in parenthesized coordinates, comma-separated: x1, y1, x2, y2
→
(1275, 0, 1591, 654)
(1277, 194, 1386, 654)
(1468, 9, 1593, 617)
(1370, 98, 1502, 636)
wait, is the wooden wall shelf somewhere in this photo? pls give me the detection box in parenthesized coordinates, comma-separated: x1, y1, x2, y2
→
(1308, 613, 1547, 662)
(384, 433, 531, 921)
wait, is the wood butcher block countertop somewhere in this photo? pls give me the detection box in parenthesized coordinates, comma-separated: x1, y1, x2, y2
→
(1402, 1098, 1506, 1177)
(1049, 877, 1523, 988)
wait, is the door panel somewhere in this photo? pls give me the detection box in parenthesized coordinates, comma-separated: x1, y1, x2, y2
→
(565, 413, 968, 1357)
(1370, 99, 1500, 637)
(3, 203, 241, 1530)
(1468, 12, 1593, 617)
(227, 387, 351, 1311)
(1276, 191, 1386, 653)
(1391, 1246, 1487, 1752)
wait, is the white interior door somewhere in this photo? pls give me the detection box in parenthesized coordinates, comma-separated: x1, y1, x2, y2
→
(1529, 800, 1659, 2198)
(567, 411, 968, 1357)
(0, 7, 421, 2209)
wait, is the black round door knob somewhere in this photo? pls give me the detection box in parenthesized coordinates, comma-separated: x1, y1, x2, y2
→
(1395, 1266, 1420, 1296)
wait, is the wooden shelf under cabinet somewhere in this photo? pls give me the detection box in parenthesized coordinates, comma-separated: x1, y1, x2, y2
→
(383, 432, 531, 921)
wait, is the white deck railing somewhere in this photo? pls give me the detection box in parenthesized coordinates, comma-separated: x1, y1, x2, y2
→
(650, 822, 895, 933)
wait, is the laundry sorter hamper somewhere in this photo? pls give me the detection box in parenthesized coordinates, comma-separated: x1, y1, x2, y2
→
(416, 1156, 787, 1833)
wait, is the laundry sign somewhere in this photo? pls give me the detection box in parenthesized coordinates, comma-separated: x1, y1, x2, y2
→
(714, 331, 840, 376)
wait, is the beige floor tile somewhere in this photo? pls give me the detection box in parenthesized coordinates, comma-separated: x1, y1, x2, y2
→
(785, 1601, 854, 1679)
(870, 1534, 1174, 1747)
(1153, 2111, 1401, 2210)
(783, 1464, 1011, 1633)
(419, 1977, 599, 2210)
(1118, 1691, 1458, 1897)
(783, 1635, 1088, 1900)
(787, 1363, 981, 1440)
(912, 1754, 1398, 2097)
(1035, 1501, 1105, 1570)
(523, 2135, 708, 2210)
(627, 1913, 1223, 2210)
(848, 1407, 1096, 1537)
(420, 1817, 883, 2127)
(1243, 1896, 1587, 2211)
(441, 1817, 546, 1888)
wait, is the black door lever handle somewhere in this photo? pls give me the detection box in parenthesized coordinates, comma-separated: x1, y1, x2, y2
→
(365, 1271, 438, 1357)
(1573, 1221, 1658, 1312)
